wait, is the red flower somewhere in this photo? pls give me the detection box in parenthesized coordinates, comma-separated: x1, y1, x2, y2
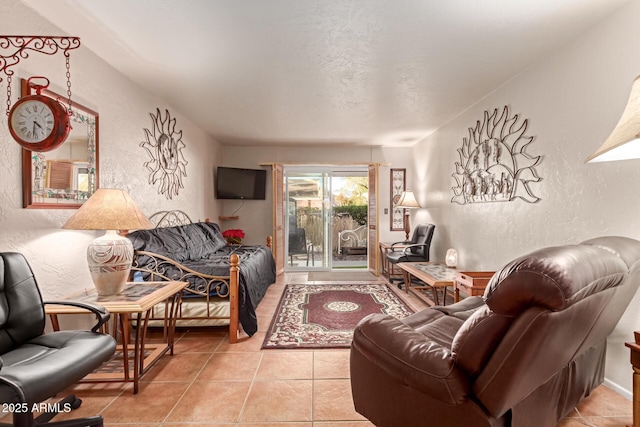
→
(222, 229, 245, 244)
(222, 229, 245, 239)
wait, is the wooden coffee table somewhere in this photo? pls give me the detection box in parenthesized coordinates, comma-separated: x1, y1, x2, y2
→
(45, 281, 187, 394)
(398, 262, 457, 306)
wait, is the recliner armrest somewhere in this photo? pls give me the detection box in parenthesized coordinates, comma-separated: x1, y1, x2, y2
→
(432, 296, 485, 319)
(44, 301, 111, 332)
(352, 313, 471, 405)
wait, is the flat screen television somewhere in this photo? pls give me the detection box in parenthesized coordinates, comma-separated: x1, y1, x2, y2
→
(216, 166, 267, 200)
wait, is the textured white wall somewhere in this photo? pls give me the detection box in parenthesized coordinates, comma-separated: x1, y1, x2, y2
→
(0, 2, 222, 299)
(410, 1, 640, 397)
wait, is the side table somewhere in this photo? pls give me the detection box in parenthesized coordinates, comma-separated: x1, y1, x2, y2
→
(398, 262, 457, 306)
(626, 331, 640, 427)
(453, 271, 495, 302)
(45, 281, 187, 394)
(379, 241, 409, 278)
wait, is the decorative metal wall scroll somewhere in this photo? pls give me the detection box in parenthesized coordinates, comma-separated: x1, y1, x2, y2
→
(140, 108, 188, 200)
(1, 36, 81, 115)
(390, 168, 406, 230)
(451, 105, 541, 205)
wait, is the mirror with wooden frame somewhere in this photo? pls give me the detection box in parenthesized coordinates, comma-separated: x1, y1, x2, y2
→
(20, 78, 99, 209)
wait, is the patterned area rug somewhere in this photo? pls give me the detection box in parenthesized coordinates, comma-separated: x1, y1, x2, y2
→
(262, 283, 415, 349)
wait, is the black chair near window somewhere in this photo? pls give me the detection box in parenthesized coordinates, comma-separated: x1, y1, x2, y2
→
(387, 223, 435, 288)
(0, 252, 116, 427)
(289, 226, 314, 266)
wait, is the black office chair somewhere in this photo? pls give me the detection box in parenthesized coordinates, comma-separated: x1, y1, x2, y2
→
(387, 223, 435, 288)
(0, 252, 116, 427)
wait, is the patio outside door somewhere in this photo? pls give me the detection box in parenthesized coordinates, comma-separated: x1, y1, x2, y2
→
(331, 170, 368, 270)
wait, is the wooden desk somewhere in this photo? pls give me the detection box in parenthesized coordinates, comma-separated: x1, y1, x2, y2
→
(46, 281, 187, 394)
(398, 262, 457, 306)
(626, 331, 640, 427)
(379, 241, 410, 278)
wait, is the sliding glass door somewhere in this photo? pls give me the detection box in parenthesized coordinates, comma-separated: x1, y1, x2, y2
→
(331, 170, 368, 270)
(285, 169, 329, 270)
(284, 166, 370, 271)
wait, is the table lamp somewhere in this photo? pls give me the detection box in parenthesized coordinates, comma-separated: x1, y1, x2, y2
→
(445, 248, 458, 268)
(62, 188, 153, 296)
(395, 190, 422, 240)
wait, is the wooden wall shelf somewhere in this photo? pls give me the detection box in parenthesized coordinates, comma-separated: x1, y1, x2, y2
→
(219, 216, 239, 221)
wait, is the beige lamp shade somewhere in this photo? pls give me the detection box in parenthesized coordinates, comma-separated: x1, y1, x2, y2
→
(62, 188, 154, 231)
(586, 75, 640, 163)
(62, 188, 153, 296)
(395, 190, 421, 240)
(396, 190, 422, 209)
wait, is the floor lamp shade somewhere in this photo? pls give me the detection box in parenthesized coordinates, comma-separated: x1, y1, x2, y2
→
(395, 190, 422, 240)
(587, 75, 640, 162)
(62, 188, 153, 295)
(585, 76, 640, 427)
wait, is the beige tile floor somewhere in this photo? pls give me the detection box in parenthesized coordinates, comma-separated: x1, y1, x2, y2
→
(14, 272, 635, 426)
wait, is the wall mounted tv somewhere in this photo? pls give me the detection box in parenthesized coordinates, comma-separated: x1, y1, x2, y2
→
(216, 167, 267, 200)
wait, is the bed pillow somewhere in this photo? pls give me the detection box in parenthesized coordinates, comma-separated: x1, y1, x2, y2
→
(192, 222, 228, 258)
(127, 226, 190, 262)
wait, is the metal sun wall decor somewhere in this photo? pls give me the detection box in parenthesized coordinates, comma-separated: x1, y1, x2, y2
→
(140, 108, 188, 200)
(451, 105, 542, 205)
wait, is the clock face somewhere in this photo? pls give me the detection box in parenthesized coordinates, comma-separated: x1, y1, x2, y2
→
(10, 99, 55, 143)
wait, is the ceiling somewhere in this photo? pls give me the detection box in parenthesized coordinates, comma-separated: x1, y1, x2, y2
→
(20, 0, 630, 147)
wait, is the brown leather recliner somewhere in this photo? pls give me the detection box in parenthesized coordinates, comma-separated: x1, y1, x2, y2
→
(350, 236, 640, 427)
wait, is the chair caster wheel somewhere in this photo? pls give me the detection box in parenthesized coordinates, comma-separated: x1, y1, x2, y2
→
(71, 397, 82, 409)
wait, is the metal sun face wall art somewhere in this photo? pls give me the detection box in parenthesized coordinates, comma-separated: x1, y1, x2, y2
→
(451, 105, 542, 205)
(141, 108, 188, 200)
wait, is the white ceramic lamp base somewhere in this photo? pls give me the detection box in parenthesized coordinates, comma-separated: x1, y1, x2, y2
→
(445, 248, 458, 268)
(87, 230, 133, 296)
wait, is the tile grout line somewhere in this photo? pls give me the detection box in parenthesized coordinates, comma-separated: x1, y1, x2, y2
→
(235, 348, 264, 424)
(159, 332, 221, 425)
(311, 350, 316, 423)
(573, 408, 598, 427)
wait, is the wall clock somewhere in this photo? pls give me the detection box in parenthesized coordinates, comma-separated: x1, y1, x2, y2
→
(8, 77, 71, 152)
